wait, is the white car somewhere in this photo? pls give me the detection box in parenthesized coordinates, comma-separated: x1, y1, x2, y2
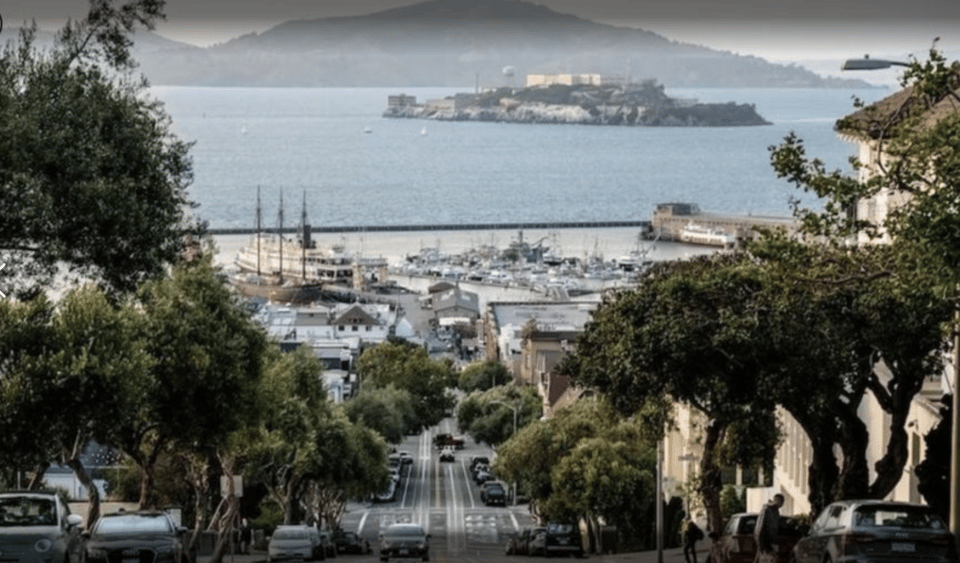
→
(0, 491, 84, 563)
(267, 525, 323, 562)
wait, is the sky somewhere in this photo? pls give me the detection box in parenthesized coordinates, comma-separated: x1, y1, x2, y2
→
(2, 0, 958, 85)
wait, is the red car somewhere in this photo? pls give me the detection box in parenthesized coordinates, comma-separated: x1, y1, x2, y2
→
(707, 513, 804, 563)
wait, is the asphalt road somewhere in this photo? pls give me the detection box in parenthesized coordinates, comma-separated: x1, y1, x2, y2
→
(335, 418, 538, 563)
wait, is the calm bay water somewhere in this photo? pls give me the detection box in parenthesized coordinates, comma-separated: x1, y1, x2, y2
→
(153, 86, 890, 231)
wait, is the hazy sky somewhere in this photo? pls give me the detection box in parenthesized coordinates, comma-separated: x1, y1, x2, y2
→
(3, 0, 957, 84)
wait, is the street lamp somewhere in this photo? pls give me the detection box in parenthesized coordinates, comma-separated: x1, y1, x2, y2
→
(842, 56, 960, 552)
(492, 399, 520, 506)
(841, 55, 911, 71)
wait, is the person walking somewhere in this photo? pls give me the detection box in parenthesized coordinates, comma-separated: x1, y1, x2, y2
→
(754, 493, 785, 563)
(239, 518, 252, 555)
(683, 519, 704, 563)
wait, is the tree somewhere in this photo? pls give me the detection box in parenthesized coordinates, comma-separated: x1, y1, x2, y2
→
(356, 340, 456, 429)
(0, 287, 150, 524)
(455, 385, 541, 447)
(457, 360, 512, 392)
(0, 0, 198, 297)
(110, 256, 269, 509)
(767, 44, 960, 514)
(343, 385, 418, 443)
(494, 398, 659, 552)
(563, 253, 784, 532)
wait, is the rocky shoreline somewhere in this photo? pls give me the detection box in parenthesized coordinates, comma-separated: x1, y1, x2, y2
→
(383, 81, 771, 127)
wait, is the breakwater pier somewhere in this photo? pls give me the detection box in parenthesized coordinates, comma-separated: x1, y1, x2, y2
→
(207, 220, 650, 236)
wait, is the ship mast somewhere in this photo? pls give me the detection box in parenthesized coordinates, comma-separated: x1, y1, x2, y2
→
(277, 189, 284, 282)
(255, 186, 262, 278)
(300, 190, 308, 281)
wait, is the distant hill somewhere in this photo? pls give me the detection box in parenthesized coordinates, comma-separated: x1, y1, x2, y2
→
(8, 0, 874, 89)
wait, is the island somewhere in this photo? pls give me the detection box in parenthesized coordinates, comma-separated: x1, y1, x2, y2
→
(383, 77, 771, 127)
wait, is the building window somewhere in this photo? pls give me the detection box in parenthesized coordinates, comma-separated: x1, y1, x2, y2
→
(352, 325, 358, 332)
(339, 325, 345, 331)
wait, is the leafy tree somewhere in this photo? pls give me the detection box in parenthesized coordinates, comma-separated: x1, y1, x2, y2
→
(457, 360, 512, 392)
(0, 0, 198, 298)
(356, 340, 456, 429)
(563, 253, 784, 532)
(106, 256, 269, 509)
(0, 287, 150, 523)
(495, 398, 658, 552)
(767, 44, 960, 514)
(343, 384, 418, 443)
(455, 385, 541, 446)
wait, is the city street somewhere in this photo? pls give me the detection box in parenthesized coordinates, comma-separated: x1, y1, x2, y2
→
(336, 418, 539, 562)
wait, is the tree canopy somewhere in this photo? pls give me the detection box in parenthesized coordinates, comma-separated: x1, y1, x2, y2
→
(0, 0, 197, 297)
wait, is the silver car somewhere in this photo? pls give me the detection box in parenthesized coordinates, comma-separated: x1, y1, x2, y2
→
(791, 500, 958, 563)
(268, 525, 323, 562)
(0, 491, 84, 563)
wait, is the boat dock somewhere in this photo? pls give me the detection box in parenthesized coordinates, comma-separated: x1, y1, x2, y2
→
(651, 202, 799, 247)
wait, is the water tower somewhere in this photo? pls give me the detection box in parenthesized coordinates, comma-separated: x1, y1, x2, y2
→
(502, 65, 516, 91)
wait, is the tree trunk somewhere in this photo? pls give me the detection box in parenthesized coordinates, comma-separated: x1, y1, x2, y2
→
(66, 458, 100, 525)
(698, 419, 727, 533)
(28, 464, 47, 490)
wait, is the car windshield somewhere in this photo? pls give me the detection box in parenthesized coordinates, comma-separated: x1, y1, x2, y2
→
(385, 526, 425, 539)
(854, 506, 946, 530)
(274, 529, 309, 540)
(95, 514, 172, 534)
(0, 497, 57, 526)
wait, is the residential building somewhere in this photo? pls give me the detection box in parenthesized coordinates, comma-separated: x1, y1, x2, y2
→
(525, 73, 604, 88)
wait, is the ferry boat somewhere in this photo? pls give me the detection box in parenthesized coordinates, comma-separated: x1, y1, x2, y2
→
(678, 223, 736, 248)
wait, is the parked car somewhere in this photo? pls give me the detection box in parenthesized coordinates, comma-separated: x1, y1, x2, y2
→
(268, 525, 324, 562)
(397, 451, 414, 466)
(480, 483, 507, 506)
(84, 510, 187, 563)
(474, 471, 494, 486)
(332, 530, 371, 555)
(375, 480, 398, 503)
(469, 456, 490, 471)
(439, 448, 455, 463)
(707, 512, 805, 563)
(378, 523, 430, 561)
(0, 491, 84, 563)
(505, 527, 545, 555)
(543, 521, 584, 558)
(791, 500, 959, 563)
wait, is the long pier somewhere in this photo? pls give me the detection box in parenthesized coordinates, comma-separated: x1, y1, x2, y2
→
(207, 220, 650, 236)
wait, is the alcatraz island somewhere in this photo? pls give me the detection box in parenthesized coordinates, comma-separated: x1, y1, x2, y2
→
(383, 73, 771, 127)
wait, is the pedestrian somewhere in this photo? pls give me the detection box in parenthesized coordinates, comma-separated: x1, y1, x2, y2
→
(754, 493, 785, 563)
(683, 519, 704, 563)
(239, 518, 252, 554)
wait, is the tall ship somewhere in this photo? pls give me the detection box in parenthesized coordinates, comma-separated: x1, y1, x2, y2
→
(230, 190, 387, 303)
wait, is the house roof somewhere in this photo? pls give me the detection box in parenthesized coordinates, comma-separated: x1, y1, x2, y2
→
(836, 75, 960, 140)
(434, 287, 480, 315)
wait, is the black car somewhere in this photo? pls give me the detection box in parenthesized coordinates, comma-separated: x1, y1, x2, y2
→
(379, 523, 430, 562)
(333, 530, 371, 555)
(481, 483, 507, 506)
(84, 511, 188, 563)
(543, 521, 583, 558)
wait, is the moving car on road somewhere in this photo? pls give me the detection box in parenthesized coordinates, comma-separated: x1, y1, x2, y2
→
(84, 510, 188, 563)
(0, 491, 84, 563)
(379, 523, 430, 562)
(791, 500, 959, 563)
(439, 448, 455, 463)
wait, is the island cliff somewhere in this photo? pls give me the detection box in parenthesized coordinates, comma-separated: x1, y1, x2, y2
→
(383, 80, 771, 127)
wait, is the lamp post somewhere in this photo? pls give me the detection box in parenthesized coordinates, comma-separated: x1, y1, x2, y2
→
(843, 55, 960, 553)
(493, 398, 520, 505)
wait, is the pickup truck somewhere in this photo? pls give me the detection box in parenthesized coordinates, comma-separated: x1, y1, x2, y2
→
(433, 433, 465, 449)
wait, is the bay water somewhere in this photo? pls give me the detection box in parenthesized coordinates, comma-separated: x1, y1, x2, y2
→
(150, 85, 891, 265)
